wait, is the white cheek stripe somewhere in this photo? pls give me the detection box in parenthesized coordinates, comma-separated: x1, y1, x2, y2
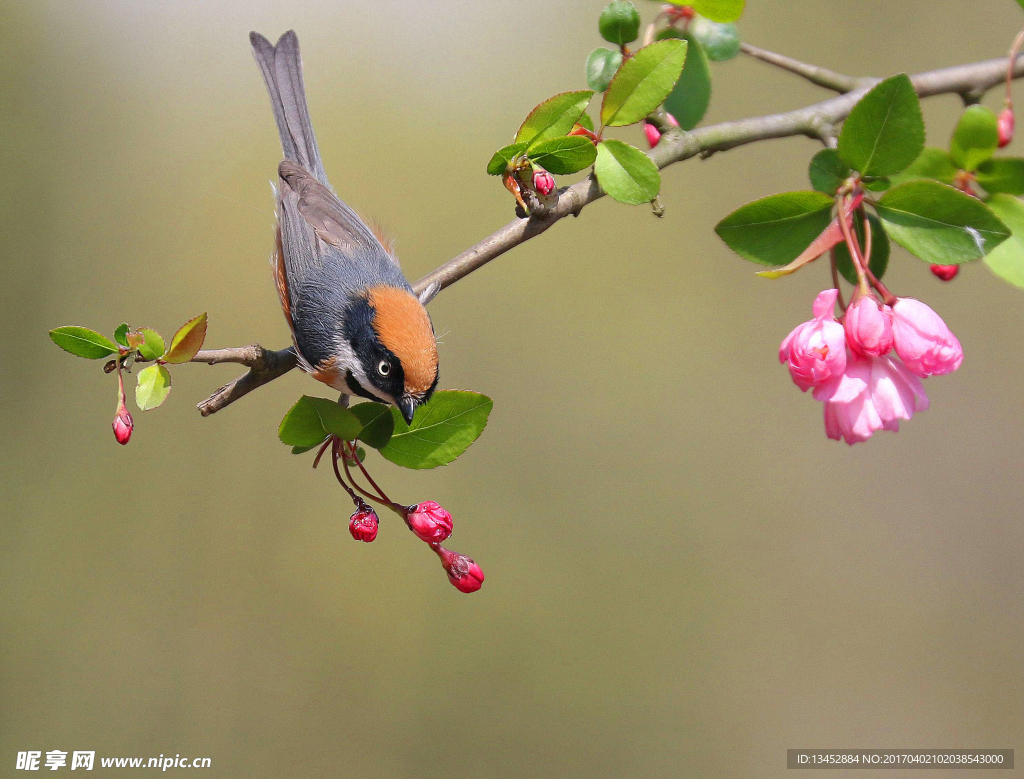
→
(329, 333, 392, 403)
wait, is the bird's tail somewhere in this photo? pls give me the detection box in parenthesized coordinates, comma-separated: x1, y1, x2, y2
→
(249, 30, 328, 187)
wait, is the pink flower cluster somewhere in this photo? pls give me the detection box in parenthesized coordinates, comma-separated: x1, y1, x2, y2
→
(779, 289, 963, 444)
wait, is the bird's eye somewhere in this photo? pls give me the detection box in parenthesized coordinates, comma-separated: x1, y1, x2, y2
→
(377, 360, 391, 377)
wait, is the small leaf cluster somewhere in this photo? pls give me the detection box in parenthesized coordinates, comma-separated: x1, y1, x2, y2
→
(279, 390, 493, 470)
(49, 313, 208, 415)
(488, 1, 745, 210)
(716, 74, 1012, 280)
(887, 104, 1024, 289)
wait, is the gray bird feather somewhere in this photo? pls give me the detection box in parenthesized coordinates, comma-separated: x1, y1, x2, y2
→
(250, 31, 412, 370)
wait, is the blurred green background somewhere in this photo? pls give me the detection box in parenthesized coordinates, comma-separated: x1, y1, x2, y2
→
(3, 0, 1023, 776)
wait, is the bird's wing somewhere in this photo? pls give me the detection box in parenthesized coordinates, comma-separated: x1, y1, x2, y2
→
(278, 160, 386, 254)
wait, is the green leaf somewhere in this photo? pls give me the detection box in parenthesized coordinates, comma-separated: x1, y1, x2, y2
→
(114, 323, 130, 348)
(599, 0, 640, 45)
(162, 313, 207, 364)
(834, 213, 890, 285)
(378, 390, 493, 470)
(976, 157, 1024, 195)
(689, 17, 740, 61)
(136, 328, 165, 361)
(982, 194, 1024, 288)
(808, 149, 851, 195)
(689, 0, 745, 23)
(586, 47, 624, 93)
(875, 180, 1010, 264)
(837, 74, 924, 177)
(349, 402, 395, 449)
(888, 147, 958, 187)
(950, 105, 998, 172)
(658, 29, 711, 131)
(291, 443, 322, 455)
(577, 111, 595, 132)
(487, 142, 528, 176)
(516, 91, 594, 148)
(594, 139, 660, 204)
(862, 177, 890, 192)
(527, 136, 598, 175)
(49, 326, 119, 359)
(135, 364, 171, 411)
(715, 191, 835, 266)
(278, 395, 363, 448)
(601, 38, 688, 127)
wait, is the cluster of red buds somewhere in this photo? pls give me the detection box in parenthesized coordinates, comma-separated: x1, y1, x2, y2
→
(320, 436, 484, 593)
(403, 501, 484, 592)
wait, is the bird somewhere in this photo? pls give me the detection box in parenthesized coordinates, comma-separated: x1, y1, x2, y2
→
(249, 30, 438, 425)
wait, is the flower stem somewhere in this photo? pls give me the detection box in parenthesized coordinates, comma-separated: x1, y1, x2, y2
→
(830, 251, 848, 312)
(340, 444, 386, 502)
(838, 195, 870, 296)
(329, 437, 365, 507)
(348, 441, 394, 506)
(311, 437, 333, 469)
(856, 207, 896, 305)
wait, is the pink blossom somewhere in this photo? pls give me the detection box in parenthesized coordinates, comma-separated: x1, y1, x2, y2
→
(844, 296, 894, 357)
(998, 107, 1015, 148)
(890, 298, 963, 377)
(779, 289, 847, 391)
(818, 353, 929, 445)
(406, 501, 453, 544)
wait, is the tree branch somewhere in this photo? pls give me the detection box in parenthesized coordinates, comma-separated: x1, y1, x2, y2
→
(192, 346, 297, 416)
(739, 42, 868, 93)
(195, 50, 1024, 416)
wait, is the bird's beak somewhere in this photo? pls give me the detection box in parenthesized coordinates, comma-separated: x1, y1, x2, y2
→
(397, 395, 418, 426)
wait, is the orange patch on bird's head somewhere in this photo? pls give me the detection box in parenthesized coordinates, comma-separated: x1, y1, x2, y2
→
(367, 286, 438, 395)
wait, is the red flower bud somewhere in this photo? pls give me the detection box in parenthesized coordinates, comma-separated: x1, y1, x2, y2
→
(643, 114, 679, 149)
(349, 505, 379, 543)
(406, 501, 453, 544)
(930, 264, 959, 281)
(644, 122, 661, 148)
(998, 107, 1015, 148)
(532, 169, 555, 196)
(112, 366, 133, 445)
(434, 545, 485, 593)
(112, 408, 133, 445)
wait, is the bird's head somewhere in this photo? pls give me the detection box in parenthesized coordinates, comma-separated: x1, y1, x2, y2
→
(342, 285, 439, 425)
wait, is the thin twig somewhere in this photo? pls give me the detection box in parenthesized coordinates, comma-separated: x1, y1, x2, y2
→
(739, 43, 867, 93)
(194, 50, 1024, 416)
